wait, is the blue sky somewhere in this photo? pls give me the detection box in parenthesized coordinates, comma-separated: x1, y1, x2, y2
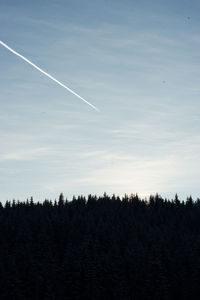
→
(1, 0, 200, 202)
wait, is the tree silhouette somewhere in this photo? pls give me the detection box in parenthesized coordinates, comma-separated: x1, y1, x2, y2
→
(0, 193, 200, 299)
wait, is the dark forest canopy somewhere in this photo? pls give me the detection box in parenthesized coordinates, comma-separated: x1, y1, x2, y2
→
(1, 193, 200, 299)
(1, 192, 198, 207)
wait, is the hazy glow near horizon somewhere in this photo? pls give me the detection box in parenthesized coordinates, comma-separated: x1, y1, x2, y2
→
(0, 40, 99, 112)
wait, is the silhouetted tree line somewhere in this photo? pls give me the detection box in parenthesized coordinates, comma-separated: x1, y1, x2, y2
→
(0, 193, 200, 299)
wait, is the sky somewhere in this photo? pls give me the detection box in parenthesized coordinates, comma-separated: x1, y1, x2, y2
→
(1, 0, 200, 202)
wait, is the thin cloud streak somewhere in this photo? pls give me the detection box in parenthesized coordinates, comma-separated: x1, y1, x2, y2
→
(0, 40, 99, 112)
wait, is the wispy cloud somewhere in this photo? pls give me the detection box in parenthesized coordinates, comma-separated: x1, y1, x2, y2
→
(0, 147, 50, 162)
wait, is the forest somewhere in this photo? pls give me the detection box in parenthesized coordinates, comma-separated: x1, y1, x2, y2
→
(0, 193, 200, 299)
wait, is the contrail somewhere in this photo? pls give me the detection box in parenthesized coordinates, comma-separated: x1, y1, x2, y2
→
(0, 40, 99, 112)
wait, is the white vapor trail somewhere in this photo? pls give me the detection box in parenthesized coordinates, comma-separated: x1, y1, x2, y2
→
(0, 40, 99, 112)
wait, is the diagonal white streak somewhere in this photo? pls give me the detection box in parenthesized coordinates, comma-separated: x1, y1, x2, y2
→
(0, 40, 99, 112)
